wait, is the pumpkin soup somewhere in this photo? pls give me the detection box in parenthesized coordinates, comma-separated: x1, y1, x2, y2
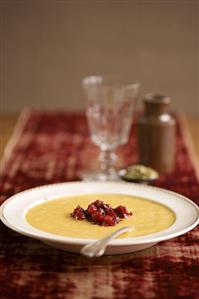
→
(26, 194, 175, 239)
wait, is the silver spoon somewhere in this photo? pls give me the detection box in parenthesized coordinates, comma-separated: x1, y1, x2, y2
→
(80, 226, 132, 258)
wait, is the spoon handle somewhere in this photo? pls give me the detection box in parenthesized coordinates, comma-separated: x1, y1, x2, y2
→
(80, 226, 131, 258)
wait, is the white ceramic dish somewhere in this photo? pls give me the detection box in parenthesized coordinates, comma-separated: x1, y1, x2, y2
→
(0, 182, 199, 255)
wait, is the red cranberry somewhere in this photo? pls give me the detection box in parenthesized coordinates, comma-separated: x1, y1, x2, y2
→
(91, 211, 104, 224)
(71, 206, 85, 220)
(115, 205, 132, 218)
(102, 215, 116, 226)
(103, 204, 112, 210)
(93, 200, 104, 208)
(106, 208, 117, 217)
(86, 204, 97, 215)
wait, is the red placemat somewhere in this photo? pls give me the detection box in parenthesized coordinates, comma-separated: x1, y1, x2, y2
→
(0, 109, 199, 299)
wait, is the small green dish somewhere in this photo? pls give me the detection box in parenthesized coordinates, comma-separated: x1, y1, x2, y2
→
(119, 164, 159, 184)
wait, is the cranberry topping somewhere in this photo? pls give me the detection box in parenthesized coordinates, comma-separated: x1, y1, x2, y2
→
(70, 206, 85, 220)
(71, 200, 132, 226)
(87, 203, 98, 215)
(114, 205, 132, 219)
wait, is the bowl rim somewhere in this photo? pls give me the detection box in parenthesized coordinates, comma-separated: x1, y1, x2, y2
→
(1, 181, 199, 246)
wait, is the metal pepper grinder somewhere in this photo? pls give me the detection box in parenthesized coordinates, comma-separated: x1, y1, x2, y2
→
(137, 94, 176, 174)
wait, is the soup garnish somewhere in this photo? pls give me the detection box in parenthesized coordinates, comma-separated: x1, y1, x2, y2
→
(71, 199, 132, 226)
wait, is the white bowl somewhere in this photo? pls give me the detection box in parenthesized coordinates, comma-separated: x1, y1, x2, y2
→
(1, 182, 198, 255)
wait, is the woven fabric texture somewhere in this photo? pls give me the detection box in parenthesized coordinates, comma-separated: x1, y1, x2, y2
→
(0, 110, 199, 299)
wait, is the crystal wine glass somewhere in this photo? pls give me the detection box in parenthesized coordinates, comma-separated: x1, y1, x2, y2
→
(82, 75, 140, 181)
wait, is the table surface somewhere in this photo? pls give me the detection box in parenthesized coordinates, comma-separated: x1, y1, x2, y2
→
(0, 111, 199, 299)
(0, 113, 199, 163)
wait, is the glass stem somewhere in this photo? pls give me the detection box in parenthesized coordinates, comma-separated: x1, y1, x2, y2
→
(99, 149, 117, 176)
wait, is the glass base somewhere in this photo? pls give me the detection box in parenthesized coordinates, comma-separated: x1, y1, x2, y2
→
(80, 170, 120, 182)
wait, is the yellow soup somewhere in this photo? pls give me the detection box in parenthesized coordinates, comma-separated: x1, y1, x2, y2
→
(26, 194, 175, 239)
